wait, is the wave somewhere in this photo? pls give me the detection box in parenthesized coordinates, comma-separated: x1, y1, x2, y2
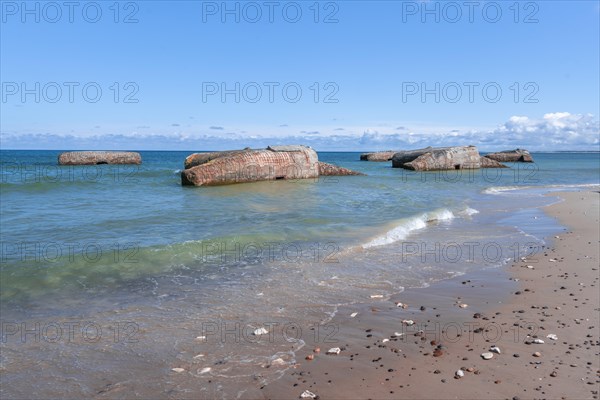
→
(483, 183, 599, 195)
(461, 207, 479, 216)
(362, 208, 456, 249)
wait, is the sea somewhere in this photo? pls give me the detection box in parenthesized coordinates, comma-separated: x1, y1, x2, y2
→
(1, 150, 598, 398)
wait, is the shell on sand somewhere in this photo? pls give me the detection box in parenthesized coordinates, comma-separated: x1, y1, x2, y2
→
(481, 352, 494, 360)
(301, 390, 317, 399)
(253, 327, 269, 336)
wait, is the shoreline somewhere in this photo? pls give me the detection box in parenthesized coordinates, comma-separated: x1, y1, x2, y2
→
(2, 187, 598, 399)
(262, 189, 600, 399)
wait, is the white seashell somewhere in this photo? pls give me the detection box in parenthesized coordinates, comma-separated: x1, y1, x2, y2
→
(193, 354, 205, 359)
(526, 265, 534, 269)
(370, 294, 384, 299)
(546, 334, 558, 341)
(402, 319, 415, 326)
(326, 347, 341, 355)
(394, 332, 404, 337)
(350, 312, 358, 318)
(458, 303, 468, 308)
(271, 358, 286, 365)
(533, 338, 544, 344)
(395, 302, 408, 308)
(301, 390, 317, 399)
(253, 327, 269, 336)
(171, 368, 185, 373)
(199, 367, 211, 374)
(382, 338, 389, 343)
(481, 352, 494, 360)
(549, 258, 557, 262)
(490, 346, 501, 354)
(195, 335, 206, 341)
(455, 369, 464, 378)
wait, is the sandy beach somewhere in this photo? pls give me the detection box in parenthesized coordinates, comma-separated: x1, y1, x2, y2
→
(263, 189, 600, 400)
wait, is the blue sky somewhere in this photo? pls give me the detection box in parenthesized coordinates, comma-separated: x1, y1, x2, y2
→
(1, 0, 599, 151)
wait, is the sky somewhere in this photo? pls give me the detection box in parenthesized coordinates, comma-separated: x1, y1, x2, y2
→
(1, 0, 599, 151)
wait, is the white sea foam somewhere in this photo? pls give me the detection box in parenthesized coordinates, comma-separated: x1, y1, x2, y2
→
(362, 209, 455, 249)
(483, 183, 599, 195)
(461, 207, 480, 216)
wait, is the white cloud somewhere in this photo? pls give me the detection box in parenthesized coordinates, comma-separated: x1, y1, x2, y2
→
(1, 113, 598, 151)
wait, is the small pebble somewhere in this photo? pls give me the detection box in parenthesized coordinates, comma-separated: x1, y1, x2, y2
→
(326, 347, 341, 355)
(300, 390, 317, 399)
(253, 327, 269, 336)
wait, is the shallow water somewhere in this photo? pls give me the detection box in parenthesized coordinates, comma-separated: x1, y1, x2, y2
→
(0, 150, 598, 397)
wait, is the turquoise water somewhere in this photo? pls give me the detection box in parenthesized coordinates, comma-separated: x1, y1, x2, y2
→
(0, 150, 598, 397)
(1, 150, 598, 311)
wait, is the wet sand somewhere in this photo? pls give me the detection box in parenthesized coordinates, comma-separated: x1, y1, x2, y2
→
(262, 190, 600, 399)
